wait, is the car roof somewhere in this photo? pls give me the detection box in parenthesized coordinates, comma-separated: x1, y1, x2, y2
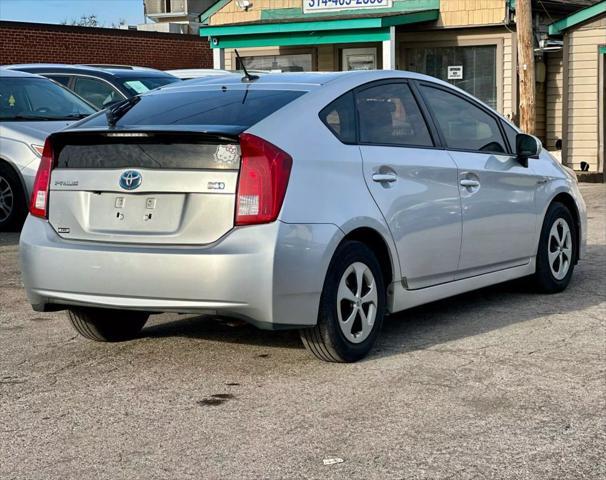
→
(157, 70, 448, 93)
(5, 63, 176, 79)
(0, 68, 44, 79)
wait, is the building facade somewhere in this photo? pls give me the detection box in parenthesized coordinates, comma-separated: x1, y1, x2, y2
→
(547, 2, 606, 178)
(143, 0, 217, 33)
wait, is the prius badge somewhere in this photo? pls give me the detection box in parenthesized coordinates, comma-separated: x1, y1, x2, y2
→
(119, 170, 142, 190)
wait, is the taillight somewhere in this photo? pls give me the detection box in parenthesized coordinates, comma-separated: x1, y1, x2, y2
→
(235, 133, 292, 226)
(29, 138, 55, 219)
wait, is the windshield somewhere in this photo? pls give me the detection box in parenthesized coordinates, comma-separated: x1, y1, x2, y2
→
(0, 77, 96, 121)
(81, 88, 306, 130)
(119, 76, 181, 96)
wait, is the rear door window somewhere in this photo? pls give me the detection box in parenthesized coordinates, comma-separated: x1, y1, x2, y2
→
(357, 83, 433, 147)
(73, 77, 123, 109)
(47, 75, 71, 87)
(420, 85, 506, 154)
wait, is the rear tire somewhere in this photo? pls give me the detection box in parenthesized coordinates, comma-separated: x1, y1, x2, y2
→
(531, 202, 576, 293)
(300, 240, 386, 362)
(0, 163, 27, 232)
(67, 308, 149, 342)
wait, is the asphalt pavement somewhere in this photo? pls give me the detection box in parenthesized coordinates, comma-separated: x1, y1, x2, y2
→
(1, 184, 604, 479)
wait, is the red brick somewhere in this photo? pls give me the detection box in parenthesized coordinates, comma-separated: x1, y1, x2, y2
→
(0, 21, 212, 70)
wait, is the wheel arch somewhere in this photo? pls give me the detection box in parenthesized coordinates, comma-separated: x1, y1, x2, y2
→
(340, 226, 396, 286)
(548, 192, 581, 263)
(0, 157, 29, 203)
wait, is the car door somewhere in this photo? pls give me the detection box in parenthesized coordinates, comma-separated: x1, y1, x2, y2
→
(357, 81, 462, 289)
(418, 83, 541, 279)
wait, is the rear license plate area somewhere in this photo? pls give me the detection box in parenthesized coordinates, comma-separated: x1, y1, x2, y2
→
(89, 193, 185, 234)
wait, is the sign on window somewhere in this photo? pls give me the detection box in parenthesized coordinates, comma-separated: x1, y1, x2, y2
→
(447, 66, 463, 80)
(304, 0, 393, 14)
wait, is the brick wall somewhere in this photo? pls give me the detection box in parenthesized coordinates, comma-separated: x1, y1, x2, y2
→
(0, 21, 213, 70)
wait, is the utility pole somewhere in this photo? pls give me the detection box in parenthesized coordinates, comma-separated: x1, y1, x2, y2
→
(517, 0, 536, 135)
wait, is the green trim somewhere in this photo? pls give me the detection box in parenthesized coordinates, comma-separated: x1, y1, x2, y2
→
(200, 9, 439, 44)
(600, 46, 606, 55)
(201, 17, 385, 37)
(211, 28, 390, 49)
(199, 0, 230, 24)
(548, 1, 606, 35)
(261, 0, 439, 21)
(381, 9, 438, 27)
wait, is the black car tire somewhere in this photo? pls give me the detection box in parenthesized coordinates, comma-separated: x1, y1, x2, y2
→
(0, 163, 27, 232)
(300, 240, 386, 363)
(531, 202, 576, 293)
(68, 308, 149, 342)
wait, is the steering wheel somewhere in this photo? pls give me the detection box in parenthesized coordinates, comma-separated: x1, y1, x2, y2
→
(479, 141, 506, 153)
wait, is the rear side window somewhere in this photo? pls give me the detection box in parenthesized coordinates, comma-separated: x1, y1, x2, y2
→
(357, 83, 433, 147)
(420, 85, 506, 154)
(73, 77, 122, 109)
(319, 91, 356, 143)
(47, 75, 71, 87)
(82, 88, 306, 129)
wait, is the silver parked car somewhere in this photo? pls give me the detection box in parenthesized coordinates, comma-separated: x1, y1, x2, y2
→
(0, 69, 96, 230)
(20, 71, 587, 362)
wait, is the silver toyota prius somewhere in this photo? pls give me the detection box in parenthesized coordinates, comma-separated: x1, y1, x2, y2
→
(19, 71, 587, 362)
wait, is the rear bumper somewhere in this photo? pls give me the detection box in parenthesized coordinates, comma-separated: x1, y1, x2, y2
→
(20, 216, 343, 329)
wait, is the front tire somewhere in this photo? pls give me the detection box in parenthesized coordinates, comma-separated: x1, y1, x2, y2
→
(531, 202, 576, 293)
(300, 240, 386, 362)
(68, 308, 149, 342)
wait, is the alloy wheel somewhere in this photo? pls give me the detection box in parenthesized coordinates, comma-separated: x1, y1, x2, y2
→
(336, 262, 378, 344)
(548, 218, 573, 281)
(0, 175, 14, 223)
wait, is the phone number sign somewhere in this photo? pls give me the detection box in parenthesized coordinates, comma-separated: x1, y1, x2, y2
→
(304, 0, 393, 14)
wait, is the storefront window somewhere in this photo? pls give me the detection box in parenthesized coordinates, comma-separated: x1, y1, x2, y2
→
(403, 45, 497, 109)
(237, 54, 313, 72)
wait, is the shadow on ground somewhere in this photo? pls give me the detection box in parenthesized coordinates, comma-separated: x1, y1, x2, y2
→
(0, 232, 20, 246)
(143, 244, 605, 358)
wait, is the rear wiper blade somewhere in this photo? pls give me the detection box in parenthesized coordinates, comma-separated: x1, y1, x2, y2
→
(105, 96, 141, 127)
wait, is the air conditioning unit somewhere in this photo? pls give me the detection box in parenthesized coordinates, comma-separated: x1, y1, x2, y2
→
(537, 39, 564, 52)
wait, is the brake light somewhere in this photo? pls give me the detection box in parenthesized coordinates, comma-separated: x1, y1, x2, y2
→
(235, 133, 292, 226)
(29, 138, 55, 219)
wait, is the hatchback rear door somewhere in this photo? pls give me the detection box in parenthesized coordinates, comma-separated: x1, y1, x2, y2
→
(356, 81, 462, 289)
(46, 86, 306, 245)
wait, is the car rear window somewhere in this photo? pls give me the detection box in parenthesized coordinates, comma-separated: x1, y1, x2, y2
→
(82, 88, 306, 130)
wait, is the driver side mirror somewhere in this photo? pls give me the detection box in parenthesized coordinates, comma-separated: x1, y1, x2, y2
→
(516, 133, 542, 167)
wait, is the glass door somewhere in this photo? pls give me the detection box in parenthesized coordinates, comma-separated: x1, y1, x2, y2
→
(342, 48, 377, 71)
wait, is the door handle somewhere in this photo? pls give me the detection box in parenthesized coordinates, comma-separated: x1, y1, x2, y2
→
(460, 179, 480, 188)
(372, 173, 397, 183)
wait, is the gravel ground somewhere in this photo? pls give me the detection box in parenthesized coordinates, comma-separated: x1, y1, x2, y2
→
(1, 184, 604, 480)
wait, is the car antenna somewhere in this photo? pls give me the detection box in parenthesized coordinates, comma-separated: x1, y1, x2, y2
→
(235, 49, 259, 83)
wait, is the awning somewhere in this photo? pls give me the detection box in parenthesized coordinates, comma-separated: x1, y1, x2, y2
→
(200, 9, 439, 49)
(548, 1, 606, 36)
